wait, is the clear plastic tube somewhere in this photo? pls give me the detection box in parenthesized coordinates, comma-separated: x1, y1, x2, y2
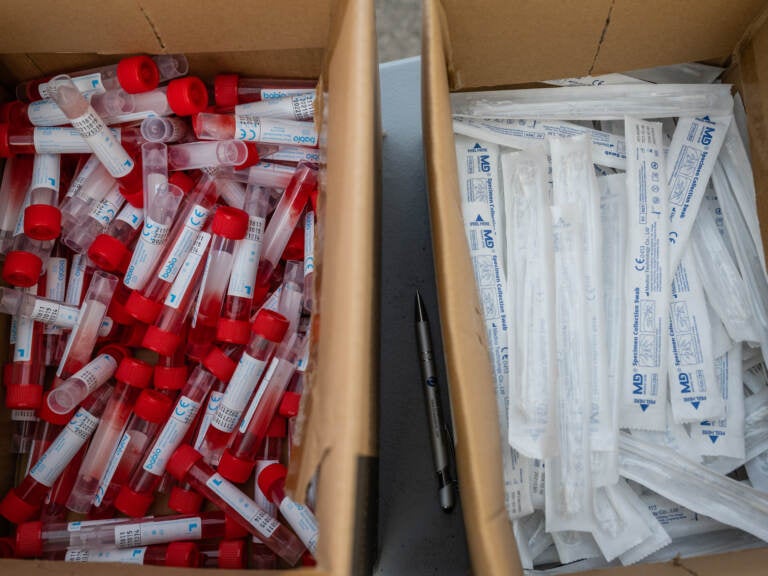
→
(90, 389, 173, 517)
(56, 270, 118, 379)
(141, 231, 212, 356)
(5, 285, 45, 410)
(23, 153, 61, 241)
(66, 357, 153, 513)
(62, 182, 125, 254)
(168, 140, 275, 171)
(141, 116, 190, 143)
(303, 207, 317, 312)
(186, 207, 249, 359)
(17, 511, 243, 555)
(59, 156, 117, 232)
(257, 162, 317, 284)
(218, 162, 296, 189)
(0, 385, 113, 524)
(125, 172, 219, 324)
(200, 309, 289, 466)
(235, 92, 316, 121)
(46, 344, 127, 415)
(122, 145, 186, 292)
(257, 462, 319, 555)
(46, 75, 136, 180)
(0, 155, 33, 255)
(87, 201, 145, 273)
(217, 184, 271, 344)
(166, 445, 305, 565)
(277, 261, 304, 334)
(193, 113, 319, 147)
(218, 334, 303, 482)
(214, 74, 315, 106)
(115, 349, 236, 518)
(59, 542, 200, 567)
(18, 54, 188, 102)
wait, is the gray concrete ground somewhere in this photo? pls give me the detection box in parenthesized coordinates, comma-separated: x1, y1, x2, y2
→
(377, 0, 421, 62)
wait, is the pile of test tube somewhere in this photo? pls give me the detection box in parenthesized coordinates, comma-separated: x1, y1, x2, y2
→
(0, 53, 321, 568)
(452, 63, 768, 571)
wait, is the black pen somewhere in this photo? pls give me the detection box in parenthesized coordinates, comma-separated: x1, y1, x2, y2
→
(414, 290, 456, 512)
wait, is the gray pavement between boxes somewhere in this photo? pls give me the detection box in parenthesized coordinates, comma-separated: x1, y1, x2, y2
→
(376, 56, 472, 576)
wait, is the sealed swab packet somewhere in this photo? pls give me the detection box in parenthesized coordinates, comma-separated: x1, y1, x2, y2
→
(619, 118, 669, 430)
(665, 114, 731, 272)
(632, 484, 726, 538)
(590, 479, 652, 561)
(454, 135, 529, 520)
(502, 148, 557, 459)
(690, 345, 745, 459)
(546, 204, 593, 532)
(550, 136, 612, 483)
(451, 83, 733, 120)
(667, 253, 722, 423)
(618, 433, 768, 542)
(453, 117, 627, 169)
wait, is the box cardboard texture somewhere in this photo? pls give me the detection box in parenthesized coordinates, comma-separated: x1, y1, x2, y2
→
(423, 0, 768, 574)
(0, 1, 379, 575)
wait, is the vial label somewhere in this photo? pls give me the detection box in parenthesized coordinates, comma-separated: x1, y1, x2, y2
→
(69, 353, 120, 395)
(228, 215, 265, 298)
(114, 517, 202, 547)
(115, 203, 144, 230)
(65, 156, 101, 199)
(206, 473, 279, 537)
(94, 432, 130, 506)
(27, 99, 69, 126)
(212, 354, 268, 433)
(124, 217, 171, 290)
(39, 73, 105, 99)
(70, 106, 134, 178)
(33, 127, 121, 154)
(66, 547, 146, 564)
(44, 257, 67, 335)
(31, 299, 79, 328)
(143, 395, 201, 475)
(89, 185, 125, 228)
(157, 204, 210, 283)
(304, 211, 315, 276)
(235, 116, 317, 146)
(30, 407, 99, 487)
(261, 88, 313, 99)
(279, 497, 319, 553)
(195, 390, 224, 449)
(31, 153, 60, 193)
(11, 409, 37, 422)
(238, 359, 279, 433)
(65, 253, 87, 305)
(165, 232, 211, 309)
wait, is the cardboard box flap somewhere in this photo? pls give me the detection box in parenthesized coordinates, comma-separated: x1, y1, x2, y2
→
(422, 1, 521, 575)
(731, 6, 768, 264)
(285, 0, 380, 573)
(439, 0, 768, 91)
(0, 0, 331, 55)
(592, 0, 768, 76)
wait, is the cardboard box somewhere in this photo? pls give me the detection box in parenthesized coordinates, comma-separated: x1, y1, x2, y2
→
(422, 1, 768, 574)
(0, 1, 380, 575)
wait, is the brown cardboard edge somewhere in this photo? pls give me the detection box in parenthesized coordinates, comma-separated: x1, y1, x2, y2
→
(424, 2, 768, 576)
(422, 1, 521, 575)
(284, 0, 380, 575)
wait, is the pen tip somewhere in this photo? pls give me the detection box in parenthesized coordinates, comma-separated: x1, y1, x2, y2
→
(415, 290, 428, 322)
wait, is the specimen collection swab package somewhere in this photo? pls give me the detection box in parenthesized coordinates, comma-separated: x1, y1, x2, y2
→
(453, 63, 768, 571)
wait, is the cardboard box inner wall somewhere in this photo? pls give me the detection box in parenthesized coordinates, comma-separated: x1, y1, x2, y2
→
(423, 0, 768, 575)
(0, 1, 379, 575)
